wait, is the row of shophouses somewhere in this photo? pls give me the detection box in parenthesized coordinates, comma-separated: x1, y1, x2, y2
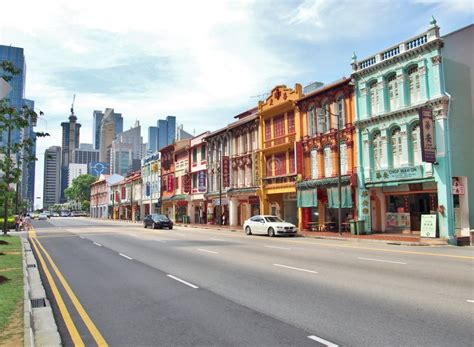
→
(90, 21, 473, 242)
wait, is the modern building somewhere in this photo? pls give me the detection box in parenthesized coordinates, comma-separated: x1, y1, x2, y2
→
(109, 121, 143, 175)
(256, 84, 304, 227)
(43, 146, 62, 208)
(90, 173, 123, 219)
(93, 109, 123, 150)
(441, 24, 474, 237)
(0, 45, 37, 210)
(296, 78, 356, 231)
(176, 124, 193, 141)
(189, 132, 209, 224)
(351, 19, 454, 240)
(141, 153, 161, 216)
(72, 143, 99, 164)
(99, 108, 123, 162)
(227, 107, 260, 226)
(147, 115, 176, 152)
(68, 163, 88, 186)
(60, 105, 81, 201)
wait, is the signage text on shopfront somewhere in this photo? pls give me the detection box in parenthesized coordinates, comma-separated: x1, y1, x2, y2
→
(419, 107, 436, 163)
(371, 166, 423, 182)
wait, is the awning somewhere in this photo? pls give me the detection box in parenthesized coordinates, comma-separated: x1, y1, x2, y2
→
(297, 189, 317, 208)
(327, 186, 352, 208)
(169, 194, 188, 201)
(365, 178, 435, 188)
(297, 176, 350, 190)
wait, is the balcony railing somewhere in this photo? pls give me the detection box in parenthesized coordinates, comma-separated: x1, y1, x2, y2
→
(264, 133, 296, 149)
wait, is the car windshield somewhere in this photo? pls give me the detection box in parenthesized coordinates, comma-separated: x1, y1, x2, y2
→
(152, 214, 169, 221)
(264, 216, 284, 223)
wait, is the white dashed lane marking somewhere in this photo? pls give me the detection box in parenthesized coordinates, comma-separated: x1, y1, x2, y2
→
(273, 264, 318, 274)
(166, 274, 199, 289)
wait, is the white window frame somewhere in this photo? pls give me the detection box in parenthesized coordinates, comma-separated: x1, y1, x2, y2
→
(308, 106, 317, 136)
(388, 74, 399, 111)
(369, 81, 379, 115)
(408, 66, 421, 104)
(391, 128, 403, 168)
(324, 147, 332, 177)
(340, 143, 348, 175)
(310, 148, 318, 179)
(373, 133, 383, 170)
(337, 97, 345, 128)
(411, 124, 422, 165)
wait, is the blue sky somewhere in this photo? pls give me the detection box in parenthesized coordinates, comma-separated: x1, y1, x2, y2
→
(1, 0, 473, 206)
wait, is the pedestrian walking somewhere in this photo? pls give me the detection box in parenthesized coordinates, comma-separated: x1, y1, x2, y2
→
(14, 215, 20, 231)
(24, 214, 32, 231)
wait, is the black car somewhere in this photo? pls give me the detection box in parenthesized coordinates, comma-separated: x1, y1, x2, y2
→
(143, 214, 173, 229)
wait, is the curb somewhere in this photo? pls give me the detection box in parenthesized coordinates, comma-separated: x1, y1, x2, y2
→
(22, 237, 61, 347)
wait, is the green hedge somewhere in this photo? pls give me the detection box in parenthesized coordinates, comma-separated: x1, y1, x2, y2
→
(0, 217, 15, 230)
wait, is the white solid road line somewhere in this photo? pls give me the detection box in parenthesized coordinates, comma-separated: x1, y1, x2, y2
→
(209, 238, 223, 241)
(166, 274, 199, 289)
(273, 264, 318, 274)
(93, 242, 102, 247)
(308, 335, 339, 346)
(79, 236, 85, 239)
(265, 245, 291, 250)
(152, 239, 167, 243)
(197, 248, 219, 254)
(357, 257, 407, 265)
(119, 253, 133, 260)
(467, 300, 474, 303)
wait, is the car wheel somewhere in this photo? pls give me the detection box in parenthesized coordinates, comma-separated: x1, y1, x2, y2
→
(153, 222, 158, 229)
(169, 226, 173, 230)
(268, 227, 275, 237)
(245, 226, 252, 235)
(144, 223, 147, 228)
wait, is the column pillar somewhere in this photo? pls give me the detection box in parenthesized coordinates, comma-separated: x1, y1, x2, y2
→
(317, 148, 324, 178)
(229, 198, 238, 227)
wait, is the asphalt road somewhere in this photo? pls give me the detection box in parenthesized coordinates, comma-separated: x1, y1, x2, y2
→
(30, 217, 474, 346)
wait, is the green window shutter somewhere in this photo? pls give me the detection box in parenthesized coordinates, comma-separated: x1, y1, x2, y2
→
(297, 189, 318, 208)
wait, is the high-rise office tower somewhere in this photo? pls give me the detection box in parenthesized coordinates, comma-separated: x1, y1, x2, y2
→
(110, 121, 143, 175)
(99, 108, 123, 162)
(72, 143, 99, 164)
(0, 45, 37, 210)
(147, 115, 177, 152)
(60, 103, 81, 201)
(93, 109, 123, 150)
(43, 146, 62, 208)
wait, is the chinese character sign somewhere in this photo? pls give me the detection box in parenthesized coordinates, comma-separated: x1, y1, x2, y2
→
(419, 108, 436, 163)
(222, 156, 230, 188)
(198, 171, 207, 192)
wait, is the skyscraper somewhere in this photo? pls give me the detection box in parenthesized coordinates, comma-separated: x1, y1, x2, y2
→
(93, 109, 123, 150)
(99, 108, 123, 162)
(60, 102, 81, 202)
(43, 146, 61, 208)
(147, 115, 177, 152)
(72, 143, 99, 164)
(110, 121, 143, 175)
(0, 45, 37, 210)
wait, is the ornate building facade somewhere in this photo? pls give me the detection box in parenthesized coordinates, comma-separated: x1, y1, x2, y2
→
(296, 78, 356, 231)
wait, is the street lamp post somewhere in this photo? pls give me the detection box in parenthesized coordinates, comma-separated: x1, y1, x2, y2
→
(218, 144, 222, 225)
(327, 107, 343, 236)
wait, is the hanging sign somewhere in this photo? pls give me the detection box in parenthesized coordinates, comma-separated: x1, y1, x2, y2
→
(419, 107, 436, 163)
(452, 177, 464, 195)
(198, 170, 207, 192)
(420, 214, 437, 238)
(222, 156, 230, 188)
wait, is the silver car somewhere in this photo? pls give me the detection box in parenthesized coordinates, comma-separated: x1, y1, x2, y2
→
(243, 215, 297, 237)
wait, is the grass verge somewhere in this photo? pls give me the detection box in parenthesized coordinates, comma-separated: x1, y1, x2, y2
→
(0, 235, 23, 346)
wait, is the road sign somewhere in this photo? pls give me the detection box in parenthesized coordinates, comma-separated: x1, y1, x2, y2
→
(0, 79, 12, 99)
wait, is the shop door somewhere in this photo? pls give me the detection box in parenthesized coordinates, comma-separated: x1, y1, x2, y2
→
(370, 196, 381, 232)
(410, 194, 433, 232)
(284, 201, 298, 225)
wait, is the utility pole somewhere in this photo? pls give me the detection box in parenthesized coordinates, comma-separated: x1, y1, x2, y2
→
(336, 111, 342, 236)
(218, 144, 222, 225)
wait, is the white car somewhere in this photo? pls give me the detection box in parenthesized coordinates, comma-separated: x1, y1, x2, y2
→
(38, 213, 48, 221)
(243, 215, 297, 237)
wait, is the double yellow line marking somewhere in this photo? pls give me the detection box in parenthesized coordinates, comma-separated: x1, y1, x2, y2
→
(29, 228, 108, 346)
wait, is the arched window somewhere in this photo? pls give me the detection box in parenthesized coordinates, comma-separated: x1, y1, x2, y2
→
(319, 103, 329, 133)
(369, 81, 379, 115)
(308, 105, 317, 136)
(336, 96, 345, 128)
(387, 74, 399, 110)
(372, 132, 383, 170)
(408, 66, 421, 104)
(324, 146, 332, 177)
(411, 124, 422, 165)
(391, 127, 403, 168)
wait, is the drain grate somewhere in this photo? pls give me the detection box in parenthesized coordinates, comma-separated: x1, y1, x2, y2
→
(27, 264, 36, 268)
(31, 298, 47, 308)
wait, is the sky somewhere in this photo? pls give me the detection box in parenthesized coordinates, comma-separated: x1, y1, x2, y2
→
(1, 0, 473, 208)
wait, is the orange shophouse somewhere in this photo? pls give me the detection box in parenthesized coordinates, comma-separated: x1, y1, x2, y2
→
(257, 84, 304, 228)
(160, 143, 176, 220)
(296, 78, 357, 231)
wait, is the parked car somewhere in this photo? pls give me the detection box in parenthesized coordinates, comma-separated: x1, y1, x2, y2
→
(30, 212, 40, 220)
(243, 215, 297, 237)
(143, 214, 173, 229)
(38, 213, 48, 221)
(43, 211, 52, 218)
(71, 211, 87, 217)
(60, 211, 70, 217)
(51, 212, 60, 217)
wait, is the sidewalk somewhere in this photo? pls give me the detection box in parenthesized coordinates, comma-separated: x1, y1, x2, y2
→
(174, 222, 449, 246)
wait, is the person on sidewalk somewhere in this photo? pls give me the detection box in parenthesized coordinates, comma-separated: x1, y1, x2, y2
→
(14, 215, 20, 231)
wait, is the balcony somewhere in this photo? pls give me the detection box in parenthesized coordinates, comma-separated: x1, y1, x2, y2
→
(264, 133, 296, 150)
(262, 175, 296, 189)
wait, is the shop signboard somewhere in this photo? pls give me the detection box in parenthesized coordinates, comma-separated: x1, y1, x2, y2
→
(419, 107, 436, 163)
(452, 177, 464, 195)
(248, 196, 260, 205)
(198, 171, 207, 192)
(420, 214, 437, 238)
(167, 175, 174, 192)
(371, 166, 423, 183)
(222, 156, 230, 188)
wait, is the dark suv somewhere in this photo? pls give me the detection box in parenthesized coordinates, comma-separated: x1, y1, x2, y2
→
(143, 214, 173, 229)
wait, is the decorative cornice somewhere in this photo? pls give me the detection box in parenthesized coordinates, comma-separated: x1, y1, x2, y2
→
(354, 96, 448, 127)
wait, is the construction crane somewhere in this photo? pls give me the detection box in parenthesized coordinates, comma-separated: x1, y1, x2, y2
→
(70, 94, 76, 115)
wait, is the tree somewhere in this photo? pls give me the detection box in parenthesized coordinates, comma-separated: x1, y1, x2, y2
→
(1, 60, 49, 235)
(64, 174, 97, 205)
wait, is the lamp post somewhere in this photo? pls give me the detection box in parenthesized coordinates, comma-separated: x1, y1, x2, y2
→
(218, 143, 223, 225)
